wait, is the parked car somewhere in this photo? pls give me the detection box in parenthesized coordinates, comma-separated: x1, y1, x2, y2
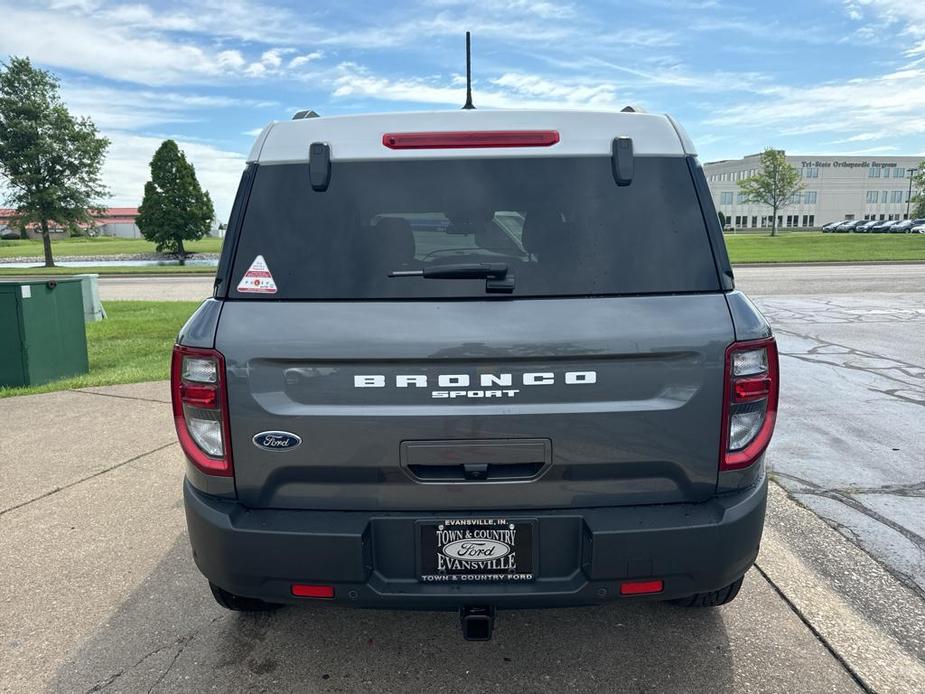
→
(854, 220, 879, 232)
(889, 220, 915, 233)
(870, 219, 899, 232)
(173, 108, 779, 640)
(909, 219, 925, 233)
(835, 219, 863, 232)
(821, 221, 842, 232)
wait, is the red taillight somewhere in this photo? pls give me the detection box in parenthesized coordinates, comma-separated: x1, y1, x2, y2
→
(381, 130, 560, 150)
(720, 337, 779, 471)
(291, 584, 335, 599)
(733, 376, 771, 402)
(179, 383, 218, 408)
(620, 580, 664, 595)
(171, 345, 233, 477)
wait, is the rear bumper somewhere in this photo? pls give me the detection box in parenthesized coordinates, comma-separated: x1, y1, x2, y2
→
(184, 473, 767, 609)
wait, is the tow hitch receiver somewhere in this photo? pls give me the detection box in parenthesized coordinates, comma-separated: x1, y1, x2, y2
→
(460, 605, 495, 641)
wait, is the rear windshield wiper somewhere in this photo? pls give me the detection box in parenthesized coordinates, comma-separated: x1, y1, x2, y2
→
(389, 263, 514, 293)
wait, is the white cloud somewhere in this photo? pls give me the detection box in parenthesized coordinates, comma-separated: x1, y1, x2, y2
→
(846, 0, 925, 32)
(331, 63, 625, 110)
(94, 0, 324, 45)
(260, 49, 287, 69)
(705, 67, 925, 141)
(0, 5, 240, 84)
(59, 84, 276, 130)
(103, 133, 246, 221)
(289, 52, 323, 69)
(0, 3, 319, 85)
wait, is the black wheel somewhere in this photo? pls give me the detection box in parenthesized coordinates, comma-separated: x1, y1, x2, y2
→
(209, 582, 281, 612)
(671, 575, 744, 607)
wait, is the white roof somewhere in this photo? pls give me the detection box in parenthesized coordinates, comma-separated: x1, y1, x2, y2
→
(248, 109, 695, 163)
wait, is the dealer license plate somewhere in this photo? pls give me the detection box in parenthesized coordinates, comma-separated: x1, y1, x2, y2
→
(419, 518, 535, 583)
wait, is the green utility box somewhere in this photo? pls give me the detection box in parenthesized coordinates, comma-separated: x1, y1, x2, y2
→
(0, 278, 89, 387)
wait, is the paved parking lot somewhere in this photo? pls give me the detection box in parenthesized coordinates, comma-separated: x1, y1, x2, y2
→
(2, 263, 924, 692)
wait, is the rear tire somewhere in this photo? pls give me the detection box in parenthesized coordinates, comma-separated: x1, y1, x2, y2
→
(209, 582, 281, 612)
(671, 575, 744, 607)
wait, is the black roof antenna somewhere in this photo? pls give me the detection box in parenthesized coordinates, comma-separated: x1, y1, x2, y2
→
(462, 31, 475, 110)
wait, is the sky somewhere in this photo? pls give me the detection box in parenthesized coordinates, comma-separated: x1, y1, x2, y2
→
(2, 0, 924, 221)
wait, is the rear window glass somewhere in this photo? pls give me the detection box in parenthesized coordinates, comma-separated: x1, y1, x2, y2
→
(229, 156, 719, 299)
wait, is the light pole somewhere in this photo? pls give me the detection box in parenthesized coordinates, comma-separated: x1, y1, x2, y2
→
(907, 168, 917, 219)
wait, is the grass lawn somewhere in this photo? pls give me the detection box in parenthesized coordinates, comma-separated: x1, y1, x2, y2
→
(724, 232, 925, 263)
(0, 236, 223, 258)
(0, 301, 199, 398)
(1, 232, 923, 279)
(0, 264, 216, 276)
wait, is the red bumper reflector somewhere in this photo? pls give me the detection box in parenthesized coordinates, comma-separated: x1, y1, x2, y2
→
(291, 584, 335, 599)
(382, 130, 560, 150)
(620, 580, 664, 595)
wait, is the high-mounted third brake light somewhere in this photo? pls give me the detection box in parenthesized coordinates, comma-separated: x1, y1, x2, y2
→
(171, 345, 233, 477)
(720, 338, 779, 471)
(382, 130, 560, 150)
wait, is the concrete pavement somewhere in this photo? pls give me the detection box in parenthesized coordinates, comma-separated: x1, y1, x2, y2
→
(1, 383, 924, 692)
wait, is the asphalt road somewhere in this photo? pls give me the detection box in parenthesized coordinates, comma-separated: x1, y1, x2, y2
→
(757, 291, 925, 597)
(95, 263, 925, 301)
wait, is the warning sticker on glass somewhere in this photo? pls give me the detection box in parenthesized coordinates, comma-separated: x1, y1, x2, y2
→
(237, 255, 277, 294)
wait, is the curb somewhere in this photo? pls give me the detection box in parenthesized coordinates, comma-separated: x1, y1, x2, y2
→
(758, 481, 925, 692)
(734, 260, 925, 268)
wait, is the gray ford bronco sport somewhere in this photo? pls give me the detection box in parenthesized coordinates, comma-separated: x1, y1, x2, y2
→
(173, 108, 779, 640)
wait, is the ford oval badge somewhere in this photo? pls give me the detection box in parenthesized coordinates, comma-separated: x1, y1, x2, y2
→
(253, 431, 302, 451)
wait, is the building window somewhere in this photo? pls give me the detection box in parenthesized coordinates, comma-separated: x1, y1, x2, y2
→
(869, 167, 881, 178)
(802, 215, 809, 227)
(802, 167, 819, 178)
(720, 192, 734, 204)
(882, 190, 889, 203)
(751, 216, 757, 227)
(865, 191, 878, 203)
(736, 192, 747, 204)
(891, 190, 903, 203)
(809, 215, 815, 227)
(803, 191, 817, 204)
(894, 168, 905, 178)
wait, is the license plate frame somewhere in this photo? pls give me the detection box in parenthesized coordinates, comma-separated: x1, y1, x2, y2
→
(417, 518, 536, 583)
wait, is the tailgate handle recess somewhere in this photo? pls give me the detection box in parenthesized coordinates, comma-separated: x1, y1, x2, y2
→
(401, 439, 551, 484)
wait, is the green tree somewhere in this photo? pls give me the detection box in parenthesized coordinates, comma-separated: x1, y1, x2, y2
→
(909, 165, 925, 219)
(137, 140, 214, 262)
(0, 57, 109, 266)
(737, 148, 803, 237)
